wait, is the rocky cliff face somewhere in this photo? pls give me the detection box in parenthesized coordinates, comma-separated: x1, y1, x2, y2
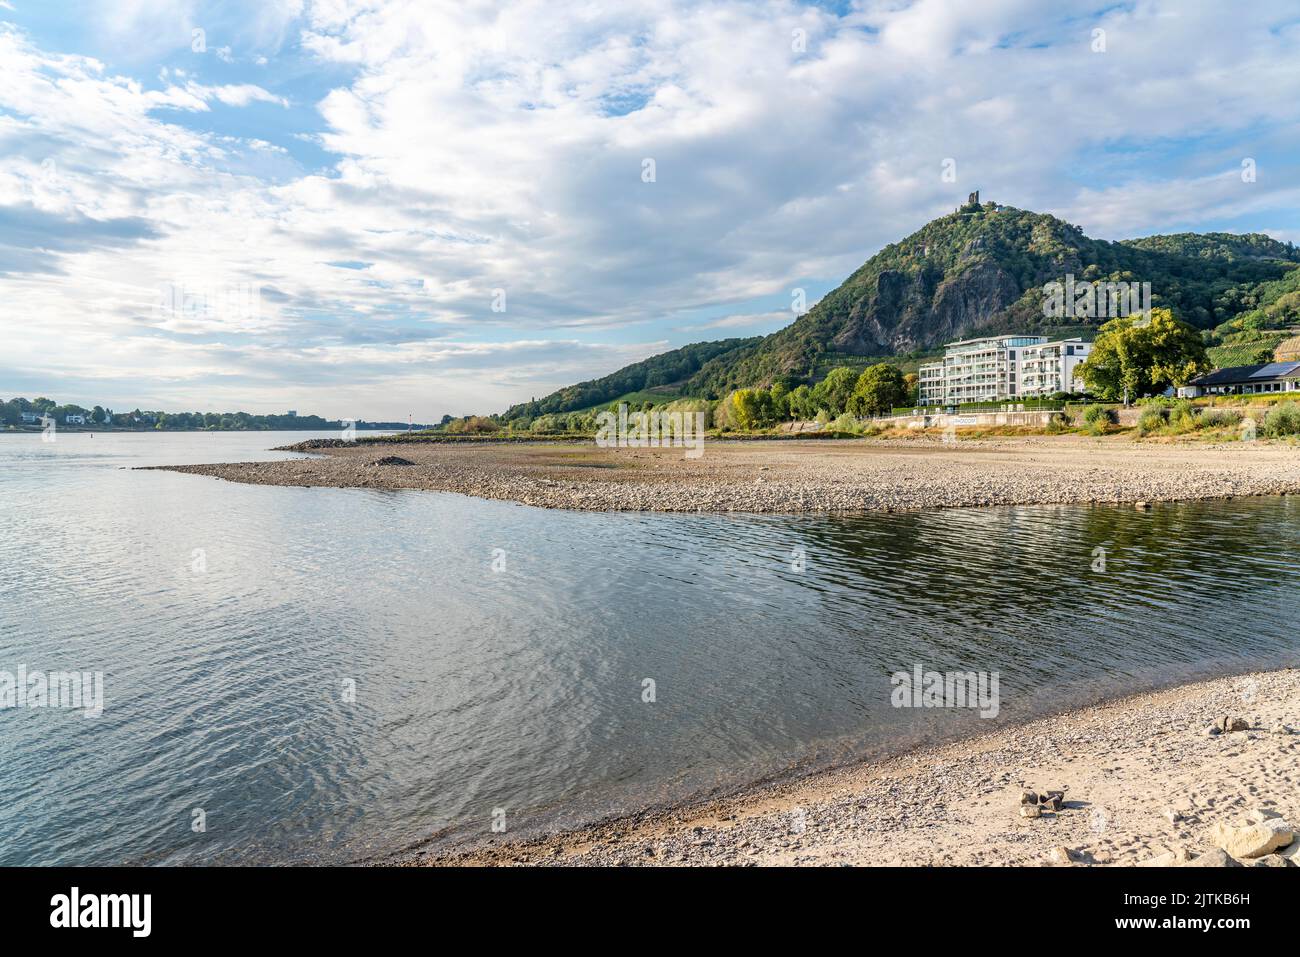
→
(831, 257, 1023, 355)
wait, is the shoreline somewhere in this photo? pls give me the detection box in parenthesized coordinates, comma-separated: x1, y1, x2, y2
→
(146, 434, 1300, 514)
(401, 667, 1300, 867)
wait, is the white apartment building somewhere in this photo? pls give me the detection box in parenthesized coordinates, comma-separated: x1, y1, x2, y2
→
(917, 335, 1091, 406)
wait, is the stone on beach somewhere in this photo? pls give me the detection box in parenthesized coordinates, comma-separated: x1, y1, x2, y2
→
(1209, 814, 1294, 859)
(1181, 848, 1243, 868)
(1214, 716, 1250, 733)
(1137, 847, 1193, 866)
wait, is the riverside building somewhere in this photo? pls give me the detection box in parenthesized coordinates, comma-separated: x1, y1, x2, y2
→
(917, 335, 1091, 406)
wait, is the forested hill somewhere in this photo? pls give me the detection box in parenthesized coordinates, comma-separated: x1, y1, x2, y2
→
(683, 200, 1299, 397)
(504, 198, 1300, 411)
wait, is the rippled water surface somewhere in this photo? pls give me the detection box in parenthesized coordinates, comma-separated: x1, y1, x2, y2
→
(2, 431, 1298, 865)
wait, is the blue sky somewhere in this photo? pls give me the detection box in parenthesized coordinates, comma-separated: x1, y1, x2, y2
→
(2, 0, 1299, 419)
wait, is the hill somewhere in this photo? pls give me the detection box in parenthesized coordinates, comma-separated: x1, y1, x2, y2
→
(685, 198, 1299, 397)
(501, 337, 757, 420)
(501, 198, 1300, 416)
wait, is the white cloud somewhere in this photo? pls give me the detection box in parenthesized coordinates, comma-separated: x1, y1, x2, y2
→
(1, 1, 1300, 419)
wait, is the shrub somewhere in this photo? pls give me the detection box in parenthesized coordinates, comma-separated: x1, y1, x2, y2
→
(1264, 401, 1300, 438)
(446, 415, 500, 434)
(1136, 407, 1167, 435)
(1083, 403, 1117, 424)
(830, 413, 865, 434)
(1198, 408, 1242, 430)
(1045, 411, 1073, 434)
(1167, 400, 1199, 434)
(1082, 404, 1118, 429)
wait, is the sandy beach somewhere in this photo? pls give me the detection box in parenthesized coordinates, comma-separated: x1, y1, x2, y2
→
(151, 434, 1300, 513)
(406, 668, 1300, 867)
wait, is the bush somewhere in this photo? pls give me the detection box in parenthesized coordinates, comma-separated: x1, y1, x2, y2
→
(1264, 401, 1300, 438)
(1083, 403, 1118, 424)
(1136, 407, 1167, 435)
(1166, 400, 1199, 434)
(446, 415, 500, 434)
(1082, 404, 1118, 433)
(1198, 408, 1242, 430)
(829, 413, 865, 434)
(1045, 411, 1074, 434)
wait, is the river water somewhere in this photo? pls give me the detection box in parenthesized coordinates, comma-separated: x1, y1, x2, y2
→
(1, 430, 1297, 864)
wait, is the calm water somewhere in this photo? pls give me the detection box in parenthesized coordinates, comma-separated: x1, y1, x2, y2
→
(1, 430, 1298, 865)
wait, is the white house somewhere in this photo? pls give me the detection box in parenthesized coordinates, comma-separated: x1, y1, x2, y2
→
(65, 414, 87, 425)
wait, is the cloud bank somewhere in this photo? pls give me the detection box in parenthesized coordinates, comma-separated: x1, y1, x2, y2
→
(1, 0, 1299, 418)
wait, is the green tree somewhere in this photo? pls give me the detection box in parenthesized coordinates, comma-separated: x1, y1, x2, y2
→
(786, 385, 814, 420)
(847, 363, 908, 417)
(1076, 308, 1210, 401)
(730, 388, 774, 430)
(903, 372, 920, 405)
(811, 367, 857, 417)
(770, 381, 791, 420)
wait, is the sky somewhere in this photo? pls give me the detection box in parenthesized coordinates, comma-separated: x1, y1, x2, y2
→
(1, 0, 1299, 421)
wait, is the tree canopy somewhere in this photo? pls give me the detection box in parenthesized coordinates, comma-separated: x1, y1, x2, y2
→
(847, 364, 909, 417)
(1075, 308, 1210, 401)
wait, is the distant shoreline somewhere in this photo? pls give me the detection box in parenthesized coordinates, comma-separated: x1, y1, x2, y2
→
(147, 433, 1300, 514)
(0, 427, 404, 436)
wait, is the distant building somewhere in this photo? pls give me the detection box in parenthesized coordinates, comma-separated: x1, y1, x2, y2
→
(918, 335, 1092, 405)
(19, 412, 41, 424)
(65, 414, 86, 425)
(1181, 361, 1300, 397)
(1180, 336, 1300, 397)
(287, 410, 298, 417)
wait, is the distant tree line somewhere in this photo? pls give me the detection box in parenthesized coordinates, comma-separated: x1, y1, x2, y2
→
(433, 361, 918, 437)
(1, 397, 421, 431)
(724, 363, 914, 429)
